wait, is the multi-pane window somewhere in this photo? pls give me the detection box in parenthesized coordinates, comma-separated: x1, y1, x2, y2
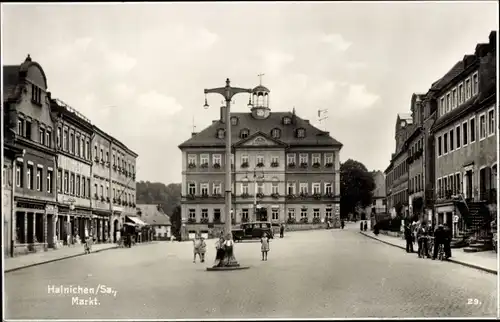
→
(46, 130, 51, 148)
(64, 171, 69, 193)
(82, 178, 86, 198)
(465, 78, 471, 100)
(201, 209, 208, 219)
(299, 183, 308, 194)
(188, 154, 196, 165)
(27, 165, 33, 189)
(271, 128, 280, 138)
(189, 209, 196, 219)
(70, 133, 75, 153)
(45, 169, 52, 193)
(63, 129, 68, 151)
(17, 119, 24, 136)
(100, 184, 104, 197)
(288, 208, 295, 219)
(470, 117, 476, 142)
(299, 154, 308, 164)
(100, 148, 104, 161)
(479, 114, 486, 139)
(450, 129, 454, 151)
(272, 209, 279, 220)
(488, 108, 496, 136)
(31, 84, 42, 104)
(200, 183, 209, 195)
(312, 154, 321, 164)
(456, 126, 461, 149)
(462, 122, 468, 146)
(70, 173, 75, 195)
(325, 153, 333, 165)
(287, 182, 296, 195)
(86, 178, 90, 198)
(271, 182, 279, 194)
(458, 83, 464, 104)
(241, 155, 249, 165)
(36, 167, 42, 191)
(297, 128, 305, 138)
(472, 72, 478, 95)
(200, 154, 209, 165)
(300, 209, 308, 218)
(312, 182, 321, 194)
(440, 97, 446, 115)
(325, 183, 333, 194)
(313, 209, 320, 218)
(271, 156, 279, 164)
(16, 163, 23, 188)
(241, 182, 249, 194)
(213, 154, 221, 166)
(256, 155, 264, 165)
(452, 88, 457, 109)
(213, 183, 221, 195)
(188, 182, 196, 195)
(325, 208, 332, 219)
(25, 119, 32, 139)
(39, 128, 45, 145)
(437, 136, 442, 156)
(241, 209, 248, 220)
(287, 154, 296, 165)
(446, 93, 451, 112)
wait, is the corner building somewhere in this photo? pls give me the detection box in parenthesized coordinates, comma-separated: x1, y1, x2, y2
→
(178, 83, 342, 239)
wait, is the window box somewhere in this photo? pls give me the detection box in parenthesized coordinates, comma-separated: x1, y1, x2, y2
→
(271, 162, 279, 167)
(312, 217, 321, 224)
(113, 164, 117, 170)
(325, 163, 333, 168)
(187, 194, 195, 200)
(324, 192, 334, 198)
(286, 194, 296, 200)
(94, 157, 99, 163)
(288, 162, 296, 168)
(300, 217, 309, 224)
(201, 193, 209, 199)
(213, 218, 221, 224)
(313, 193, 322, 200)
(241, 217, 249, 223)
(257, 162, 264, 168)
(312, 162, 321, 168)
(200, 218, 209, 224)
(257, 192, 264, 199)
(94, 194, 99, 200)
(287, 217, 296, 224)
(213, 163, 221, 169)
(106, 197, 110, 202)
(300, 192, 309, 198)
(271, 193, 280, 199)
(187, 218, 197, 224)
(241, 193, 250, 199)
(241, 162, 249, 168)
(212, 193, 223, 199)
(188, 163, 196, 169)
(132, 174, 136, 180)
(113, 198, 116, 203)
(200, 163, 209, 169)
(100, 159, 105, 165)
(300, 162, 308, 168)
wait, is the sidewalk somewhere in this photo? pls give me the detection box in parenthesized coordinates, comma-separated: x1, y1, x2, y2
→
(4, 243, 118, 273)
(360, 231, 498, 275)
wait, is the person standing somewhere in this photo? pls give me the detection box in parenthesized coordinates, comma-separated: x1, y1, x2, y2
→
(443, 223, 452, 259)
(261, 232, 270, 261)
(417, 222, 429, 258)
(363, 221, 368, 232)
(214, 236, 226, 267)
(433, 224, 446, 260)
(280, 224, 285, 238)
(193, 234, 202, 263)
(199, 237, 207, 263)
(341, 219, 345, 229)
(404, 224, 414, 253)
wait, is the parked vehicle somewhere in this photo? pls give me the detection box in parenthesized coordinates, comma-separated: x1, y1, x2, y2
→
(232, 221, 274, 242)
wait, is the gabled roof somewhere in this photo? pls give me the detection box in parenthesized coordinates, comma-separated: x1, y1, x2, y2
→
(137, 204, 171, 226)
(178, 112, 343, 149)
(233, 130, 288, 148)
(397, 113, 412, 122)
(430, 60, 467, 91)
(3, 65, 21, 102)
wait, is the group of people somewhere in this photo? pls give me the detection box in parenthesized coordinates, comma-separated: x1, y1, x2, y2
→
(404, 221, 452, 260)
(192, 231, 272, 266)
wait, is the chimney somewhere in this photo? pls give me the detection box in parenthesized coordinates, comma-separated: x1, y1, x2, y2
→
(220, 106, 226, 123)
(489, 30, 496, 47)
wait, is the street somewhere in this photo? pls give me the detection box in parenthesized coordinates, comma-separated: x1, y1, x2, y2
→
(4, 227, 497, 319)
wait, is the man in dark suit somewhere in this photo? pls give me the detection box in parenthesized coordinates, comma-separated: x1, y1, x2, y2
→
(433, 224, 446, 260)
(404, 224, 414, 253)
(443, 223, 452, 259)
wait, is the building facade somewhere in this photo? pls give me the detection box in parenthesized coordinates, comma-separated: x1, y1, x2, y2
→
(178, 83, 342, 239)
(52, 98, 94, 246)
(3, 54, 139, 256)
(137, 204, 172, 240)
(3, 55, 58, 255)
(432, 31, 497, 237)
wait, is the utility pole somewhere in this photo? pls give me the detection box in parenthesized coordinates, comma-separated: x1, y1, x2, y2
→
(204, 78, 252, 269)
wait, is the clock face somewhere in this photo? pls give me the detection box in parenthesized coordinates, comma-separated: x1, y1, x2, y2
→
(256, 109, 265, 117)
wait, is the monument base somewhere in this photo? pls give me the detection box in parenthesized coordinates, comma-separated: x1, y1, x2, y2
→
(206, 266, 250, 271)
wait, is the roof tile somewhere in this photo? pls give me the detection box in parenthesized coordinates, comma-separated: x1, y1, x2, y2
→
(136, 204, 171, 226)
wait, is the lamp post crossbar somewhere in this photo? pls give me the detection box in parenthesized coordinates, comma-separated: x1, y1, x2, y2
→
(204, 78, 252, 269)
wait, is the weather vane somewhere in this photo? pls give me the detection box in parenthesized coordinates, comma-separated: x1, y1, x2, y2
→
(258, 73, 265, 85)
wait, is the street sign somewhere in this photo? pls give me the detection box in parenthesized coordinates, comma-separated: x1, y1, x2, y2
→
(453, 215, 459, 223)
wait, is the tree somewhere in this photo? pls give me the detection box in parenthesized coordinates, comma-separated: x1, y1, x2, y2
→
(136, 181, 181, 216)
(340, 159, 376, 218)
(170, 205, 182, 239)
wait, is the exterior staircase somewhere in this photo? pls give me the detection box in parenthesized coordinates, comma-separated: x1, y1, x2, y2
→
(457, 201, 494, 253)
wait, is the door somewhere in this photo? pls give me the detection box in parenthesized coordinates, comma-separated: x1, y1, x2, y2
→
(466, 171, 473, 200)
(188, 231, 196, 240)
(260, 209, 268, 221)
(244, 224, 253, 237)
(201, 231, 209, 239)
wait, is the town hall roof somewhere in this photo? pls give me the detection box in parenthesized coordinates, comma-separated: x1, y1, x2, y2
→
(178, 111, 343, 149)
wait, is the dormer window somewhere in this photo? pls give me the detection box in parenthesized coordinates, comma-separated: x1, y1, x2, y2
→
(230, 116, 239, 126)
(271, 128, 281, 139)
(296, 128, 306, 138)
(283, 117, 291, 125)
(216, 129, 225, 139)
(240, 129, 250, 139)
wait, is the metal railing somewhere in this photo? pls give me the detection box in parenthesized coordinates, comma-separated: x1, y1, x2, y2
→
(54, 98, 92, 124)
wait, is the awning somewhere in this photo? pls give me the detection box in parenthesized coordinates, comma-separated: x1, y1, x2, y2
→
(126, 216, 147, 227)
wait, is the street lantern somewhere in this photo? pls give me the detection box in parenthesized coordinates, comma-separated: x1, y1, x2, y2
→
(204, 78, 252, 269)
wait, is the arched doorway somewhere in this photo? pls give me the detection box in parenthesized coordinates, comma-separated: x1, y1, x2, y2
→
(113, 219, 119, 243)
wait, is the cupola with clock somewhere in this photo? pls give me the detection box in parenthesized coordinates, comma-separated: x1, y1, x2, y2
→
(249, 73, 271, 119)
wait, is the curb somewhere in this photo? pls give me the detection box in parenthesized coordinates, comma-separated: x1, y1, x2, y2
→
(360, 232, 498, 275)
(5, 246, 119, 274)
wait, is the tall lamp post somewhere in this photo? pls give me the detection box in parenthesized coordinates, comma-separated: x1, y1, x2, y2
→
(204, 78, 252, 268)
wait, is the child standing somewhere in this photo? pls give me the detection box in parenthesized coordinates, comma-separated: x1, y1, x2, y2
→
(193, 234, 202, 263)
(199, 237, 207, 263)
(261, 232, 270, 261)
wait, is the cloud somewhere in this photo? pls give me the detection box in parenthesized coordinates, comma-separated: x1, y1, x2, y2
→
(105, 51, 137, 73)
(346, 61, 368, 70)
(346, 84, 380, 110)
(136, 91, 184, 116)
(310, 80, 337, 99)
(320, 33, 352, 51)
(111, 83, 136, 100)
(258, 49, 294, 74)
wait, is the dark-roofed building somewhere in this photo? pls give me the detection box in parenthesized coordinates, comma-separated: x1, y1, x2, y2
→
(431, 31, 496, 241)
(137, 204, 172, 240)
(3, 55, 58, 255)
(178, 82, 342, 239)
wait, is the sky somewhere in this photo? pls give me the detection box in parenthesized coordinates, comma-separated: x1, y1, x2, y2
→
(2, 2, 498, 184)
